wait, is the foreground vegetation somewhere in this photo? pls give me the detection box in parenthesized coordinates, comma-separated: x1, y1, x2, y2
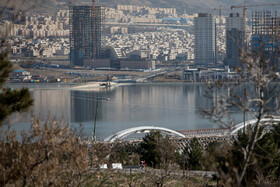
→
(1, 121, 280, 186)
(0, 119, 213, 186)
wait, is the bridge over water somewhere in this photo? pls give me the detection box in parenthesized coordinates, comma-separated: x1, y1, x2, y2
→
(104, 118, 280, 142)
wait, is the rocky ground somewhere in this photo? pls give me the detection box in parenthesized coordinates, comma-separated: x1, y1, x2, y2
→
(25, 67, 183, 83)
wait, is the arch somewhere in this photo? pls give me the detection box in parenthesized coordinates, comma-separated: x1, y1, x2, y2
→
(230, 118, 280, 135)
(104, 126, 186, 142)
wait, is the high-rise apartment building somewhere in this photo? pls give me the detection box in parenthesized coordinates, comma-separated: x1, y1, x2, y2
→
(194, 13, 216, 65)
(69, 5, 104, 66)
(224, 13, 244, 67)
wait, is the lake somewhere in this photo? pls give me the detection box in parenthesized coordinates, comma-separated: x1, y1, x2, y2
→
(5, 83, 245, 140)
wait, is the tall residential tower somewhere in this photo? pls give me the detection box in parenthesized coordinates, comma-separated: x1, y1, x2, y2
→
(69, 5, 104, 66)
(224, 13, 244, 67)
(194, 13, 217, 65)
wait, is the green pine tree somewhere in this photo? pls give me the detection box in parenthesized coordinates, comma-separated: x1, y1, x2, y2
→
(0, 52, 33, 125)
(183, 137, 203, 170)
(270, 124, 280, 180)
(139, 131, 162, 168)
(139, 130, 177, 168)
(204, 141, 222, 170)
(216, 125, 280, 185)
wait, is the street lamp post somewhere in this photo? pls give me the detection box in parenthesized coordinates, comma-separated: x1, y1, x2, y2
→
(243, 87, 247, 131)
(92, 97, 109, 141)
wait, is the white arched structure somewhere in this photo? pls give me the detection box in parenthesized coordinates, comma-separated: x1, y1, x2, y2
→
(104, 126, 186, 142)
(230, 118, 280, 135)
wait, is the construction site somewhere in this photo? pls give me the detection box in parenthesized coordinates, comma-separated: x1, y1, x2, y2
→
(69, 0, 105, 66)
(251, 10, 280, 53)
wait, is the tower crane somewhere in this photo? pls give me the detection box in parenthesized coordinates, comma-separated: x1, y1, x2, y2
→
(213, 6, 229, 37)
(231, 1, 280, 49)
(213, 6, 229, 25)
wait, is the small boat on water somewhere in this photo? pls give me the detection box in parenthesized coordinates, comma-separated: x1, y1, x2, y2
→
(99, 82, 111, 87)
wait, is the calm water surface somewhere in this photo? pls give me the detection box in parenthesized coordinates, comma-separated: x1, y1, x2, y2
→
(6, 83, 244, 139)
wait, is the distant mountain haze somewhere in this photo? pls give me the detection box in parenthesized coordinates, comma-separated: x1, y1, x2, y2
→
(97, 0, 280, 14)
(0, 0, 57, 11)
(0, 0, 56, 14)
(1, 0, 280, 15)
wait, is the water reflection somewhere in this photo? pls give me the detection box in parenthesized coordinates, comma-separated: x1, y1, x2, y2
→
(70, 91, 103, 123)
(8, 83, 224, 139)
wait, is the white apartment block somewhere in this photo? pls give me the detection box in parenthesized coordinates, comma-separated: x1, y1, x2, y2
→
(117, 5, 176, 16)
(194, 13, 216, 65)
(226, 13, 244, 31)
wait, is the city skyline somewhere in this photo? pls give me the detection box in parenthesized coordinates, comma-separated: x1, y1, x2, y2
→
(0, 2, 279, 68)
